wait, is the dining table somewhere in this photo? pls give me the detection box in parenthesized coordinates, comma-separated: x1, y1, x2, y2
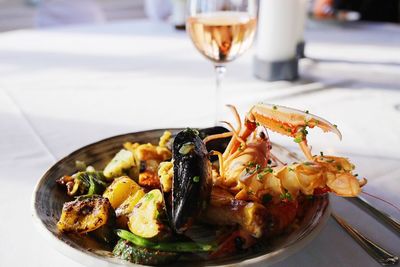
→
(0, 18, 400, 267)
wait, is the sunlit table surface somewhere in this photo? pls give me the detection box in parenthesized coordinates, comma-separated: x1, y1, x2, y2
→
(1, 19, 400, 267)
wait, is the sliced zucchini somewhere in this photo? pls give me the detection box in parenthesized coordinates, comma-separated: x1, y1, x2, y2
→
(104, 149, 137, 180)
(128, 189, 166, 239)
(103, 176, 142, 209)
(113, 239, 179, 265)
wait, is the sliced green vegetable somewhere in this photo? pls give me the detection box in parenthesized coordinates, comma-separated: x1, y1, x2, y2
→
(75, 171, 107, 196)
(57, 171, 107, 196)
(116, 229, 215, 253)
(113, 239, 179, 265)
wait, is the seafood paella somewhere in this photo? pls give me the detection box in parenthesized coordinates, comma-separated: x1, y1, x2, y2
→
(55, 103, 366, 265)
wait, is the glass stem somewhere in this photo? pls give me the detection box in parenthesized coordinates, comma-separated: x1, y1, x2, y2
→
(214, 64, 226, 126)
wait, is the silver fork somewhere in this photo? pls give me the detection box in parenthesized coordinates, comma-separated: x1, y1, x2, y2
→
(331, 213, 399, 266)
(349, 196, 400, 236)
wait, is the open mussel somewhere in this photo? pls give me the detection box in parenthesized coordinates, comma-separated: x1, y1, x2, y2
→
(198, 126, 230, 155)
(171, 129, 212, 234)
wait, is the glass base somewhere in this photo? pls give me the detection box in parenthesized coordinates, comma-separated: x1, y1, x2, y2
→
(253, 57, 299, 82)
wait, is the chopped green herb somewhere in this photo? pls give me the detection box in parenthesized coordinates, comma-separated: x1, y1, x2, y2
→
(303, 162, 313, 166)
(336, 165, 342, 171)
(245, 162, 261, 175)
(301, 128, 309, 135)
(144, 192, 154, 201)
(293, 137, 303, 143)
(257, 173, 264, 181)
(246, 161, 256, 167)
(288, 167, 294, 172)
(238, 144, 244, 152)
(262, 167, 273, 174)
(354, 174, 359, 177)
(184, 128, 199, 136)
(320, 151, 324, 156)
(333, 124, 338, 128)
(305, 110, 309, 114)
(280, 191, 292, 201)
(273, 105, 278, 110)
(305, 195, 314, 200)
(193, 176, 200, 183)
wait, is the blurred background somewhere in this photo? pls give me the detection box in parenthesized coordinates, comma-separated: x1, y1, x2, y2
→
(0, 0, 146, 32)
(1, 1, 400, 267)
(0, 0, 398, 33)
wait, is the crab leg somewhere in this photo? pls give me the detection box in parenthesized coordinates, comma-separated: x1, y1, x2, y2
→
(203, 131, 234, 144)
(250, 103, 342, 160)
(223, 116, 257, 159)
(226, 104, 242, 134)
(209, 150, 225, 178)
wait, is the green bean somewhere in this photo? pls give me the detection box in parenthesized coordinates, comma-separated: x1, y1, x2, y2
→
(115, 229, 215, 253)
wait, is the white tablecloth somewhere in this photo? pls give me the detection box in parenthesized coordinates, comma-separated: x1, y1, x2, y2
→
(0, 20, 399, 267)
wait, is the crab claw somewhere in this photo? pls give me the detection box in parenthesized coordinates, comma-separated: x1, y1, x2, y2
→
(250, 103, 342, 140)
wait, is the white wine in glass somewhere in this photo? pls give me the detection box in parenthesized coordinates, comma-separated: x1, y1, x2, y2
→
(186, 0, 257, 124)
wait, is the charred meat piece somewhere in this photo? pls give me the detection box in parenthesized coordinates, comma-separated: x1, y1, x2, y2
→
(203, 187, 268, 238)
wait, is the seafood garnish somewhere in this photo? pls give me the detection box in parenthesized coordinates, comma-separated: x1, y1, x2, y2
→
(54, 104, 367, 265)
(205, 103, 367, 202)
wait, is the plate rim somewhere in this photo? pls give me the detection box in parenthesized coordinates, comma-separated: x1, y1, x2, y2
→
(31, 129, 331, 267)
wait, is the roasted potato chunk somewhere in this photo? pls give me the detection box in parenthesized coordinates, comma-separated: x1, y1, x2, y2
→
(115, 189, 145, 227)
(103, 176, 142, 209)
(128, 189, 166, 239)
(57, 196, 115, 242)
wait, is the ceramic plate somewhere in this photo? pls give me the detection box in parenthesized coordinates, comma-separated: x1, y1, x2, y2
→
(32, 128, 330, 267)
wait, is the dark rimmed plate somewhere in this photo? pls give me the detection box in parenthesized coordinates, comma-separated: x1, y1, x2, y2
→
(32, 128, 330, 267)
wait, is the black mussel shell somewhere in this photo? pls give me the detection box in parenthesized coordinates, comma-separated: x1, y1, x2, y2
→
(171, 129, 212, 234)
(198, 126, 230, 155)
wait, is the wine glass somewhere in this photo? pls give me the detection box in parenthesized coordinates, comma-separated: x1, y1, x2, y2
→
(186, 0, 258, 124)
